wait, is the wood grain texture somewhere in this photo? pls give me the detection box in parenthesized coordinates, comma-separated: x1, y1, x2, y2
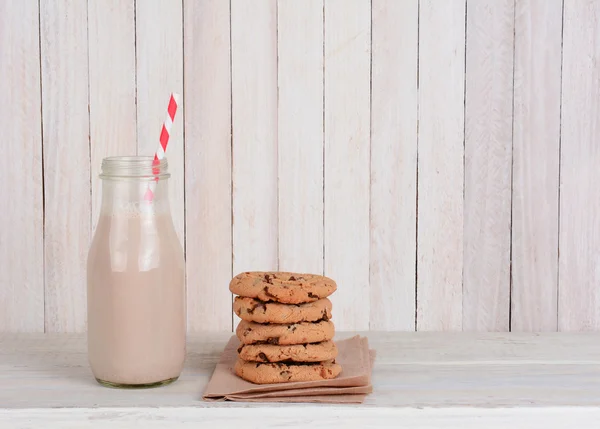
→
(511, 0, 562, 332)
(231, 0, 278, 274)
(184, 0, 232, 332)
(324, 0, 371, 330)
(3, 0, 600, 334)
(136, 0, 184, 244)
(3, 408, 600, 429)
(277, 0, 324, 274)
(3, 332, 600, 421)
(40, 0, 90, 332)
(417, 0, 466, 331)
(370, 0, 418, 331)
(463, 0, 514, 332)
(88, 0, 137, 230)
(0, 0, 44, 332)
(559, 0, 600, 331)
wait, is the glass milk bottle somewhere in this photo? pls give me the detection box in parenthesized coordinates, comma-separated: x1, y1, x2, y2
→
(87, 156, 185, 388)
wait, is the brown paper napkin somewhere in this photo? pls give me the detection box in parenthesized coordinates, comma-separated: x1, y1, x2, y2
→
(203, 335, 374, 403)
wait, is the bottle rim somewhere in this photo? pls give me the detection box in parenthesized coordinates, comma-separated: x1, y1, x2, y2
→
(99, 156, 170, 180)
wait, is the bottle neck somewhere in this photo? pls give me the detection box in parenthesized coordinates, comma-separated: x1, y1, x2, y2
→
(99, 178, 171, 217)
(98, 156, 172, 217)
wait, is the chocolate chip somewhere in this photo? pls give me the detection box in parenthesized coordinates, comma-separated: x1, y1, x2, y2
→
(258, 301, 267, 312)
(289, 275, 297, 281)
(263, 286, 277, 299)
(264, 274, 274, 284)
(280, 370, 292, 380)
(243, 329, 251, 336)
(266, 337, 280, 345)
(290, 325, 297, 332)
(258, 352, 269, 362)
(247, 306, 255, 314)
(322, 310, 329, 321)
(307, 292, 318, 299)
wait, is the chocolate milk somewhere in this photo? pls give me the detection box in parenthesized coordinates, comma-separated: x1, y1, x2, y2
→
(87, 209, 185, 386)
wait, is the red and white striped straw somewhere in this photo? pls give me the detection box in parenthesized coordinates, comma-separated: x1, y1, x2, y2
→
(144, 93, 180, 202)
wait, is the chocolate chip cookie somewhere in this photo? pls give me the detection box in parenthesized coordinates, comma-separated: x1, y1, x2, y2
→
(234, 358, 342, 384)
(236, 319, 335, 345)
(233, 297, 332, 324)
(229, 271, 337, 304)
(238, 340, 338, 363)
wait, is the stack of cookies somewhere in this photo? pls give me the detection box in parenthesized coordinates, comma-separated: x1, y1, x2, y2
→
(230, 272, 341, 384)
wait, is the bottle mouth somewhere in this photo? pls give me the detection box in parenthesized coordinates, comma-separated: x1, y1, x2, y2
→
(100, 156, 170, 179)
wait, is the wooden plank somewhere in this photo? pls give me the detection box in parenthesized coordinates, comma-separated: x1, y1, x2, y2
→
(184, 0, 232, 332)
(370, 0, 418, 331)
(88, 0, 137, 230)
(417, 0, 466, 331)
(462, 0, 514, 331)
(40, 0, 90, 332)
(136, 0, 185, 244)
(559, 0, 600, 331)
(3, 408, 600, 429)
(324, 0, 371, 330)
(0, 0, 44, 332)
(277, 0, 324, 274)
(231, 0, 278, 275)
(511, 0, 562, 332)
(3, 333, 600, 417)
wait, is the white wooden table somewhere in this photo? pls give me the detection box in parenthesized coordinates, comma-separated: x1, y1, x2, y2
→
(1, 332, 599, 428)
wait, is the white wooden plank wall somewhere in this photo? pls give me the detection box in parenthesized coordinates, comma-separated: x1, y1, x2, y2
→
(559, 0, 600, 331)
(1, 0, 598, 333)
(324, 0, 371, 330)
(370, 0, 418, 331)
(417, 0, 466, 331)
(278, 0, 324, 275)
(230, 0, 279, 278)
(463, 0, 513, 332)
(183, 0, 232, 331)
(0, 0, 44, 332)
(512, 0, 562, 332)
(40, 0, 90, 332)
